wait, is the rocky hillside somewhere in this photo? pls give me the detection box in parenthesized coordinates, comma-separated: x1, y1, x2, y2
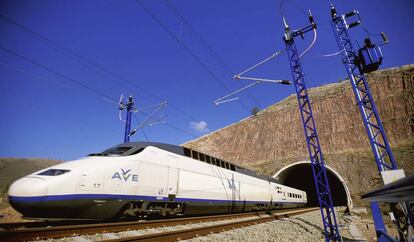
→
(185, 64, 414, 165)
(184, 64, 414, 206)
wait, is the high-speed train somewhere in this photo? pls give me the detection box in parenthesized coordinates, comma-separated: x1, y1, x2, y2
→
(8, 142, 307, 219)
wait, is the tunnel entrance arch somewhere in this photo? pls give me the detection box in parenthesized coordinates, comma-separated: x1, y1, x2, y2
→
(273, 161, 352, 208)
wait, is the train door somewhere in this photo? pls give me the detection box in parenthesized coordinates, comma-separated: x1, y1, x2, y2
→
(167, 155, 179, 201)
(167, 167, 179, 200)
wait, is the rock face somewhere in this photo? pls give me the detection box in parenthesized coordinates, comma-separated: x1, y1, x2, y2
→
(184, 65, 414, 166)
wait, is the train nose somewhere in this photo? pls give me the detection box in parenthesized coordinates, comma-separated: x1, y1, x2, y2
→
(8, 177, 47, 207)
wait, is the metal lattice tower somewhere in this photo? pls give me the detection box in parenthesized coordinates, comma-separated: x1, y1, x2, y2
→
(330, 4, 402, 240)
(283, 14, 341, 241)
(330, 6, 397, 172)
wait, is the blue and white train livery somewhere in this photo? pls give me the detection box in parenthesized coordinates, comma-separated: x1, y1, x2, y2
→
(8, 142, 307, 219)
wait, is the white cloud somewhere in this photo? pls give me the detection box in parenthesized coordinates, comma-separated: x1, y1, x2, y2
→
(190, 121, 209, 133)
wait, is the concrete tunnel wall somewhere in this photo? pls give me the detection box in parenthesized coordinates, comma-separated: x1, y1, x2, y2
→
(273, 161, 353, 208)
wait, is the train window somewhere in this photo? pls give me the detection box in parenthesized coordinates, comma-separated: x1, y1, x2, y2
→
(230, 164, 235, 171)
(205, 156, 211, 164)
(220, 160, 225, 168)
(93, 146, 133, 156)
(192, 150, 199, 160)
(130, 147, 145, 155)
(183, 148, 191, 157)
(211, 158, 215, 165)
(225, 162, 230, 169)
(216, 159, 221, 167)
(199, 153, 205, 162)
(37, 169, 70, 176)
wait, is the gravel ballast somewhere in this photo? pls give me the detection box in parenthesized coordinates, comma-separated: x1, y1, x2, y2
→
(185, 210, 326, 242)
(36, 209, 361, 242)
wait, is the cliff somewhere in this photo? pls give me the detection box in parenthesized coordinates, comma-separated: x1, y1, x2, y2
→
(184, 64, 414, 166)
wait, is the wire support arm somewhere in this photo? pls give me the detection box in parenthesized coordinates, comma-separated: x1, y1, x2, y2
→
(129, 101, 167, 136)
(235, 50, 284, 77)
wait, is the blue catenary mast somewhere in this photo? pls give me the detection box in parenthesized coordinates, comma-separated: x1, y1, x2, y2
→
(283, 12, 341, 241)
(329, 4, 408, 241)
(122, 96, 134, 143)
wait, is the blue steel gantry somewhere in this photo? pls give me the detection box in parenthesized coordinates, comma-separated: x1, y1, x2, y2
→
(330, 4, 410, 241)
(283, 12, 341, 242)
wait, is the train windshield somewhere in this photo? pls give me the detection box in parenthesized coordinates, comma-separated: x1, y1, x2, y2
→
(37, 169, 71, 176)
(88, 146, 145, 156)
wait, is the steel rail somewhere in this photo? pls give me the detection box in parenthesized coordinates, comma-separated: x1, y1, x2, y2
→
(101, 207, 318, 242)
(0, 219, 110, 231)
(0, 208, 316, 242)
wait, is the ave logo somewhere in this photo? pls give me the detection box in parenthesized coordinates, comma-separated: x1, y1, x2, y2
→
(112, 168, 139, 182)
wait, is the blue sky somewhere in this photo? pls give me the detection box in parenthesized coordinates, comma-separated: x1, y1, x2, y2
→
(0, 0, 413, 160)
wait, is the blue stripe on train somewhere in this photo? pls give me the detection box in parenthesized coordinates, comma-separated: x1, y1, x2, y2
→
(9, 194, 304, 205)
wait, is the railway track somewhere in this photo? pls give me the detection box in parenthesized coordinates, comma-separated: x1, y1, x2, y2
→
(0, 219, 112, 231)
(0, 207, 317, 242)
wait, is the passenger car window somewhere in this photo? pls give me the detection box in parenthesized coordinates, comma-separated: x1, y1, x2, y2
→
(183, 148, 191, 157)
(192, 150, 199, 160)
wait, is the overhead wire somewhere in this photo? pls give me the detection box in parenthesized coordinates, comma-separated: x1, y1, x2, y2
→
(299, 28, 317, 58)
(0, 13, 200, 124)
(0, 14, 132, 94)
(163, 0, 261, 108)
(0, 45, 119, 105)
(165, 122, 198, 138)
(139, 109, 198, 138)
(135, 0, 252, 114)
(0, 61, 70, 88)
(313, 49, 344, 57)
(132, 113, 150, 141)
(1, 13, 208, 141)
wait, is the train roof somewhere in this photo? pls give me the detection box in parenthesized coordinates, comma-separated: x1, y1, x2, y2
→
(90, 142, 279, 184)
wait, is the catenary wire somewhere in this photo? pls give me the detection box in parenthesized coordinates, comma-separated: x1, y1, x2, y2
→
(0, 45, 119, 105)
(0, 61, 70, 88)
(1, 45, 199, 141)
(0, 12, 227, 141)
(139, 109, 198, 138)
(299, 28, 317, 58)
(132, 113, 150, 141)
(135, 0, 251, 114)
(0, 13, 200, 123)
(163, 0, 261, 108)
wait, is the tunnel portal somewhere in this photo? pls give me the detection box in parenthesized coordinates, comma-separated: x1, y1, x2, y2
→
(274, 161, 352, 207)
